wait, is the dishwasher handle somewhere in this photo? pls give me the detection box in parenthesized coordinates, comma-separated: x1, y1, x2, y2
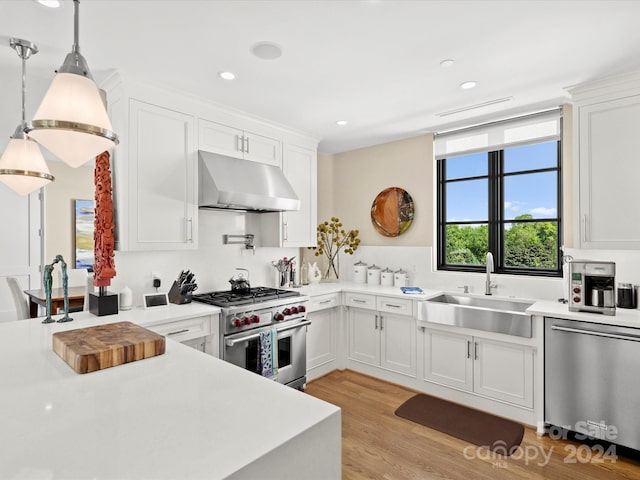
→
(551, 324, 640, 342)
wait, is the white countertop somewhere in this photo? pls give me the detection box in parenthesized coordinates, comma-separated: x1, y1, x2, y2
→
(297, 281, 640, 329)
(0, 311, 340, 479)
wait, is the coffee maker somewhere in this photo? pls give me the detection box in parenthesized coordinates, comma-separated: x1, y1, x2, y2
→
(568, 260, 616, 315)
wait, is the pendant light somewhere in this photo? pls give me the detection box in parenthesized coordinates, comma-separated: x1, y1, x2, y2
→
(0, 38, 54, 196)
(26, 0, 118, 168)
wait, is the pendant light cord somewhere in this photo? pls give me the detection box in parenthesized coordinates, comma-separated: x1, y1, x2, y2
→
(20, 51, 27, 128)
(72, 0, 80, 54)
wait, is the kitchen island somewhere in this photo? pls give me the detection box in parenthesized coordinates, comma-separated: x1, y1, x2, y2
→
(0, 312, 341, 479)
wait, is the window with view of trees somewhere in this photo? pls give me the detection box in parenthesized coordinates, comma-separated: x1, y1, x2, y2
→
(437, 140, 562, 276)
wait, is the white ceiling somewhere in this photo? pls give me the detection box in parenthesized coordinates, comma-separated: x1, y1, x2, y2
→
(2, 0, 640, 155)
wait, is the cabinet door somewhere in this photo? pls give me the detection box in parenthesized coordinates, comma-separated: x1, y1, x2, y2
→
(198, 120, 243, 159)
(578, 95, 640, 248)
(473, 338, 533, 408)
(380, 313, 416, 376)
(423, 329, 473, 391)
(282, 144, 317, 247)
(307, 307, 337, 369)
(347, 307, 379, 366)
(243, 132, 281, 166)
(128, 100, 196, 250)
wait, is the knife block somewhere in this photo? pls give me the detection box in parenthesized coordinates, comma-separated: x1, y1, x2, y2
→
(168, 281, 193, 305)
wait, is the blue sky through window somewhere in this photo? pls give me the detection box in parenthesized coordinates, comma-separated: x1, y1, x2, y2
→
(446, 142, 557, 221)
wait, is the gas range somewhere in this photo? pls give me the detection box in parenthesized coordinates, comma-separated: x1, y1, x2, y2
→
(192, 287, 309, 335)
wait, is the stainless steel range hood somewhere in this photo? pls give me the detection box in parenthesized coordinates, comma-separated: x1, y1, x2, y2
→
(198, 150, 300, 212)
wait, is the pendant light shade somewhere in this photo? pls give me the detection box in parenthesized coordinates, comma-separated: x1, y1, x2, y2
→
(26, 0, 118, 168)
(0, 38, 54, 196)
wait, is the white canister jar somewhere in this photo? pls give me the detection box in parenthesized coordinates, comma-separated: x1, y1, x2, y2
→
(353, 261, 368, 284)
(119, 285, 133, 310)
(367, 264, 381, 285)
(393, 269, 407, 287)
(380, 268, 394, 286)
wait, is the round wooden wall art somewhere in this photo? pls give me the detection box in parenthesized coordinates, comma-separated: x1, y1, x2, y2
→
(370, 187, 414, 237)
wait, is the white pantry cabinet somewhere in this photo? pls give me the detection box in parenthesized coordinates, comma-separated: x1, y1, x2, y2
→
(346, 293, 416, 377)
(422, 327, 533, 408)
(570, 71, 640, 249)
(103, 75, 198, 251)
(198, 119, 281, 167)
(306, 293, 339, 380)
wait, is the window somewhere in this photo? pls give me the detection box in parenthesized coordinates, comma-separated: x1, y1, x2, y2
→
(435, 112, 562, 276)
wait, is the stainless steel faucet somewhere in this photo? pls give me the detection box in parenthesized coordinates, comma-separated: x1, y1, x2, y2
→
(485, 252, 495, 295)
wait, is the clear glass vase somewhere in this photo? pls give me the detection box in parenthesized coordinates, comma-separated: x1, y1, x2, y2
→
(322, 254, 339, 282)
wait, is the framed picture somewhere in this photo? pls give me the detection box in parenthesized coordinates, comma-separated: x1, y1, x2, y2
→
(73, 199, 95, 270)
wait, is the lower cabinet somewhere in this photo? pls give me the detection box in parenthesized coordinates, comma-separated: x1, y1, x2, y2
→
(346, 293, 416, 377)
(306, 293, 339, 381)
(423, 327, 533, 408)
(146, 314, 219, 357)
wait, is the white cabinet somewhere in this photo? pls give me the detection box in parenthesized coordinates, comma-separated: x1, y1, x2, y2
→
(145, 314, 218, 357)
(281, 144, 317, 247)
(423, 327, 533, 408)
(346, 293, 416, 377)
(198, 119, 281, 166)
(306, 293, 339, 380)
(104, 75, 197, 252)
(571, 72, 640, 249)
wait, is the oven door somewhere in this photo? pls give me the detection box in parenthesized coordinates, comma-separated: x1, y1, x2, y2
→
(223, 319, 310, 388)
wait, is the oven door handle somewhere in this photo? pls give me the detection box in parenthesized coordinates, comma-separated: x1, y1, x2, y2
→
(225, 321, 312, 347)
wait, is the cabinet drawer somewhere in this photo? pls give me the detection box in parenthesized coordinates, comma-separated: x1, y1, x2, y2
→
(377, 296, 413, 316)
(148, 316, 212, 343)
(344, 292, 376, 310)
(308, 293, 340, 312)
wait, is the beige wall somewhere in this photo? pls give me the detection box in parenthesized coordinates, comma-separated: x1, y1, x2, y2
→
(329, 134, 433, 247)
(44, 162, 94, 267)
(320, 108, 573, 250)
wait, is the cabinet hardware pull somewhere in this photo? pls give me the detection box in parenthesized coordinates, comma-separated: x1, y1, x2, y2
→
(374, 315, 378, 329)
(380, 316, 384, 330)
(319, 299, 333, 304)
(167, 329, 190, 336)
(385, 303, 401, 308)
(582, 214, 588, 243)
(551, 325, 640, 342)
(237, 135, 243, 153)
(245, 136, 250, 153)
(467, 340, 471, 359)
(187, 217, 193, 242)
(283, 221, 288, 241)
(352, 299, 366, 304)
(474, 341, 479, 360)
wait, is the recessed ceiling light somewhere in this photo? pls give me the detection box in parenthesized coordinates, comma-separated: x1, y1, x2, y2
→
(440, 59, 454, 68)
(460, 81, 477, 90)
(35, 0, 62, 7)
(336, 120, 348, 126)
(251, 42, 283, 60)
(218, 71, 236, 80)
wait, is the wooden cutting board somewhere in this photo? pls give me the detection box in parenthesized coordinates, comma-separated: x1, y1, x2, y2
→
(52, 321, 166, 374)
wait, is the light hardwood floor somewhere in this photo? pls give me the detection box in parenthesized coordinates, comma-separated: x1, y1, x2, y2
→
(305, 370, 640, 480)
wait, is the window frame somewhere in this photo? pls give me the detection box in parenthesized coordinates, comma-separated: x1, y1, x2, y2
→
(436, 140, 562, 277)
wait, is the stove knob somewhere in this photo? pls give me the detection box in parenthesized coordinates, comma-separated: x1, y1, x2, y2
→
(283, 308, 292, 316)
(573, 287, 581, 294)
(573, 296, 581, 303)
(232, 318, 242, 328)
(243, 316, 251, 326)
(297, 305, 306, 313)
(251, 314, 260, 323)
(290, 306, 299, 314)
(274, 312, 285, 321)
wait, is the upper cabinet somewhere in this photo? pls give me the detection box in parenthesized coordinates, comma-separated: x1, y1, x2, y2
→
(102, 72, 318, 252)
(103, 76, 198, 251)
(571, 71, 640, 249)
(198, 120, 281, 167)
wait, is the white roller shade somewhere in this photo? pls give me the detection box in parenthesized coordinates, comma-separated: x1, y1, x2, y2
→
(434, 109, 561, 160)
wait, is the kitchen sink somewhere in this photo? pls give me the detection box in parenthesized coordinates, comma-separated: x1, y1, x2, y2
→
(418, 293, 534, 338)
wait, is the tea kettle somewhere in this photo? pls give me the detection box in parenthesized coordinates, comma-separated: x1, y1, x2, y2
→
(229, 268, 251, 293)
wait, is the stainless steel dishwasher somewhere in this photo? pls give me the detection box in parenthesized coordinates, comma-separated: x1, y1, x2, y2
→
(545, 317, 640, 451)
